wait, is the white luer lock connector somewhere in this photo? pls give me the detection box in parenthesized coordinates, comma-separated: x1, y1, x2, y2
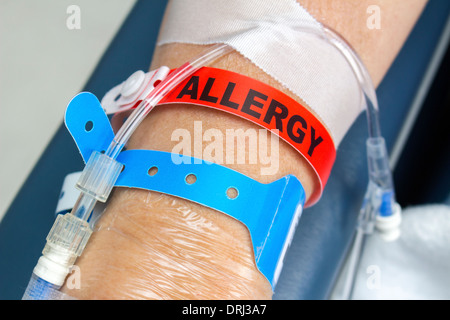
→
(33, 213, 92, 286)
(376, 203, 402, 242)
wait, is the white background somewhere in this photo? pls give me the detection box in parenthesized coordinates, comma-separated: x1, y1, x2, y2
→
(0, 0, 136, 221)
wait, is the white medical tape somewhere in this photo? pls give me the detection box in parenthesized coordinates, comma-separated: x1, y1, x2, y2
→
(157, 0, 362, 146)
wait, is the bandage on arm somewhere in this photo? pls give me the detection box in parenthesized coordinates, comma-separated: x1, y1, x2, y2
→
(61, 0, 427, 299)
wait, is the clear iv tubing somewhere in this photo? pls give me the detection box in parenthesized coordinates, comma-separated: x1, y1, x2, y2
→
(289, 25, 394, 300)
(107, 44, 234, 159)
(71, 43, 234, 222)
(316, 26, 396, 300)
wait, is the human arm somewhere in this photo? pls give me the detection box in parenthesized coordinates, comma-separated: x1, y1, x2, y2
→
(61, 0, 428, 299)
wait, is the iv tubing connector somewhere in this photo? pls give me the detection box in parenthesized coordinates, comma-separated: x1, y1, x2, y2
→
(76, 150, 124, 203)
(376, 203, 402, 242)
(33, 213, 92, 287)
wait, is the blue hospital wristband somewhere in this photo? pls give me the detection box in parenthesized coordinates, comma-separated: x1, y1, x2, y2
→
(63, 92, 306, 288)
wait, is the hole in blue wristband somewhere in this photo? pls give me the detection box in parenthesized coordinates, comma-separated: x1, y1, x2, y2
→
(226, 187, 238, 199)
(85, 120, 94, 132)
(148, 166, 158, 176)
(185, 174, 197, 185)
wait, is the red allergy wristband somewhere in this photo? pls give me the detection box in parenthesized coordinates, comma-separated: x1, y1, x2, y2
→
(156, 67, 336, 206)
